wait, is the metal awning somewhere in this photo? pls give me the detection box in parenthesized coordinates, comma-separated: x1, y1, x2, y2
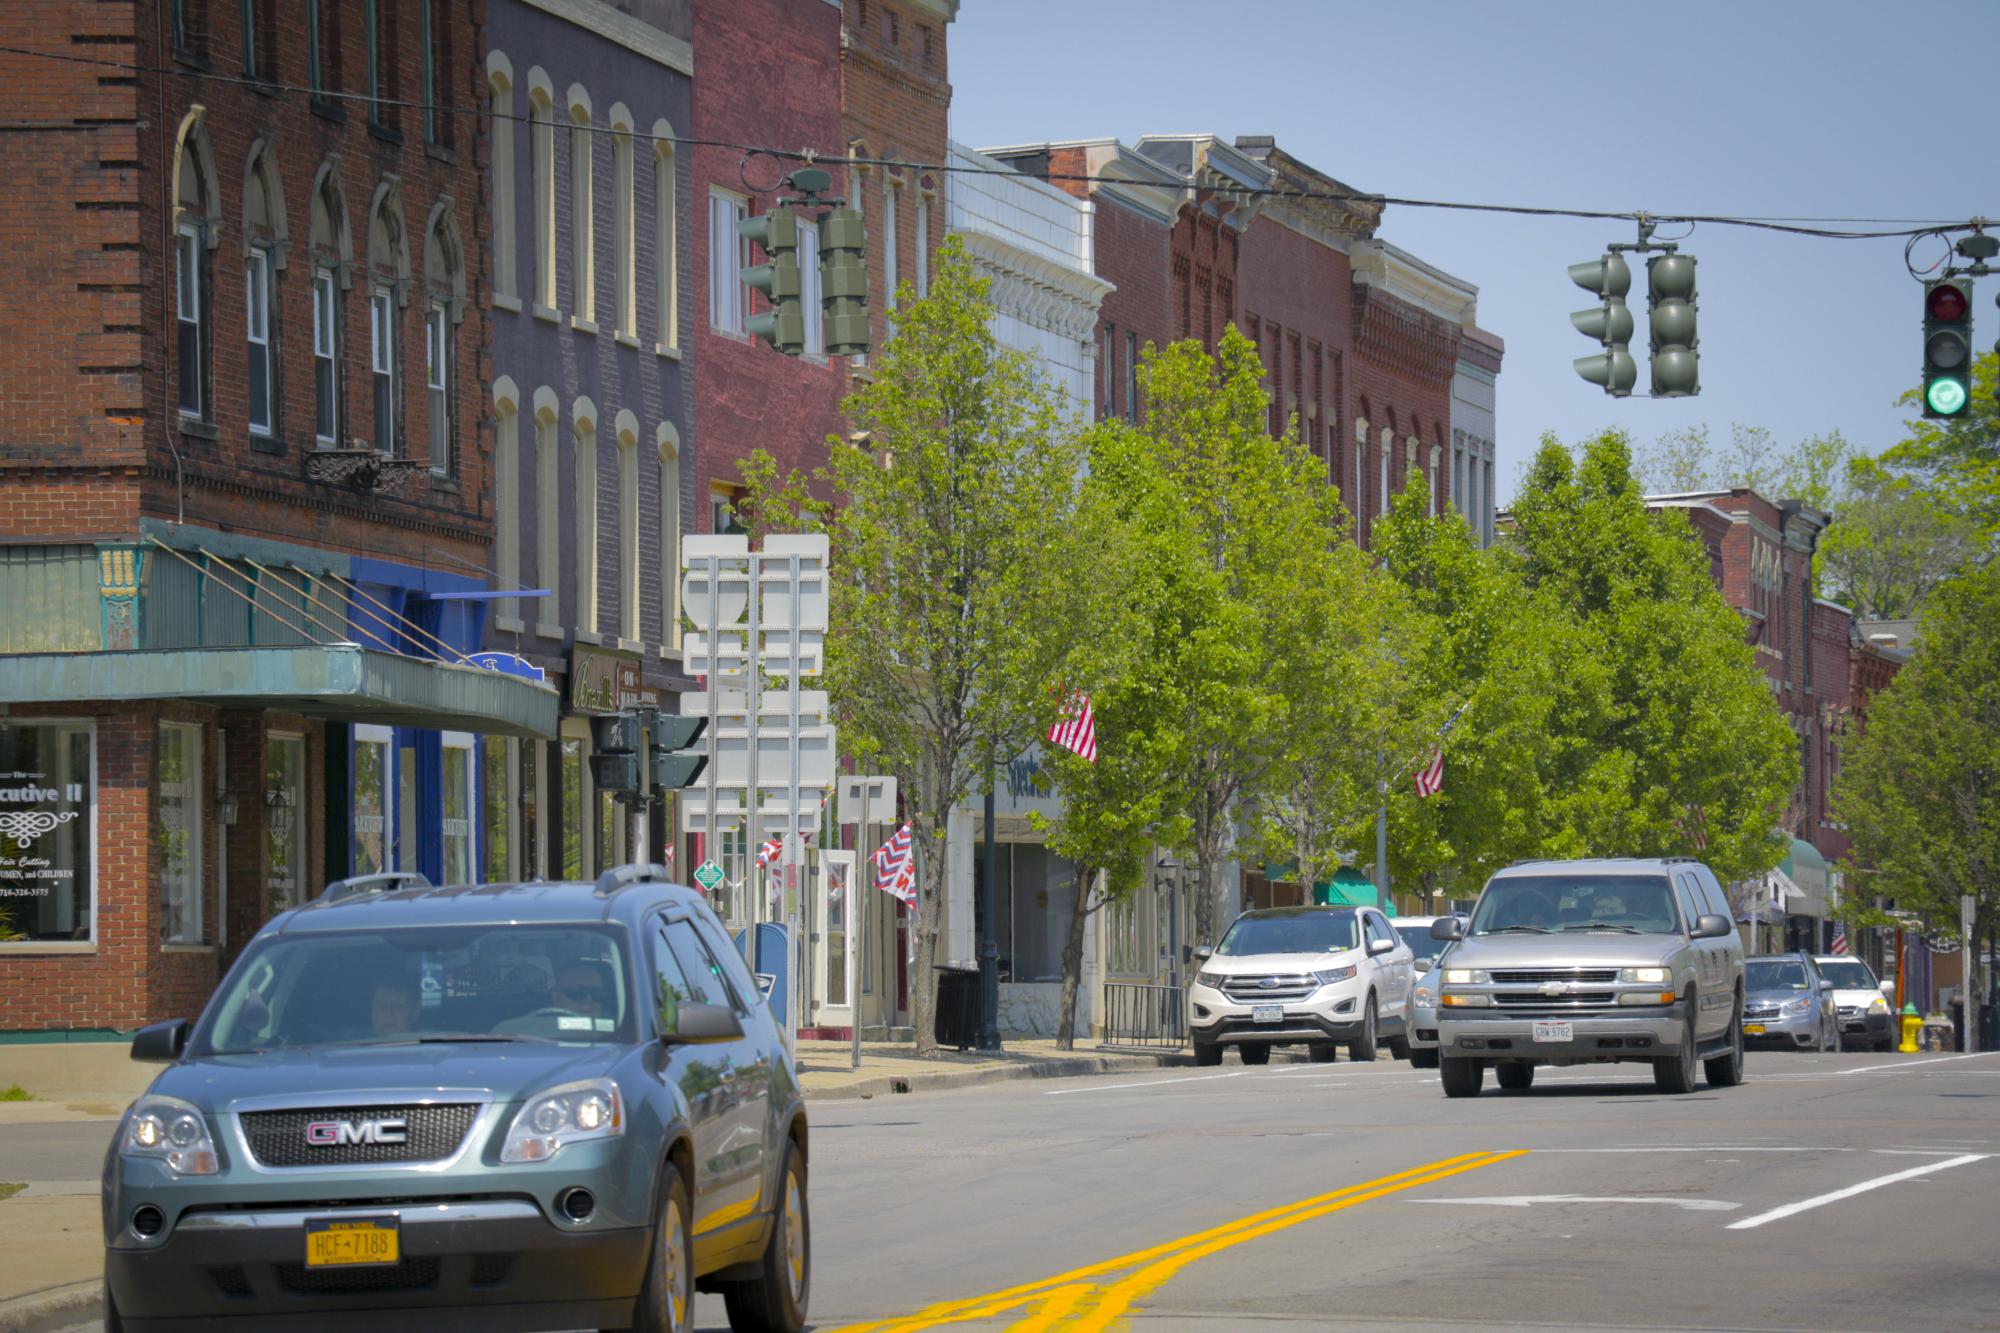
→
(0, 645, 557, 738)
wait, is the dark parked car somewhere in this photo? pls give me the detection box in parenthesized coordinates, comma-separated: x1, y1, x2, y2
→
(103, 866, 809, 1333)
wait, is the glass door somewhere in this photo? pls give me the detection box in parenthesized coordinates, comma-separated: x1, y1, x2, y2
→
(352, 725, 393, 876)
(264, 733, 305, 912)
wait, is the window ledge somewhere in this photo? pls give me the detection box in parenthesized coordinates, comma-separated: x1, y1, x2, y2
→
(654, 343, 682, 361)
(367, 120, 404, 146)
(574, 628, 606, 647)
(178, 418, 220, 443)
(532, 303, 562, 324)
(493, 293, 523, 313)
(428, 472, 461, 494)
(161, 943, 218, 955)
(614, 331, 641, 350)
(495, 614, 526, 633)
(572, 316, 600, 337)
(248, 431, 284, 456)
(535, 621, 565, 641)
(657, 644, 684, 663)
(0, 942, 99, 956)
(616, 637, 645, 654)
(425, 142, 458, 166)
(709, 326, 751, 345)
(311, 98, 347, 125)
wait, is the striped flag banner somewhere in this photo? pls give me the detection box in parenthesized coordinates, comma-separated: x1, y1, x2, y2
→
(1414, 748, 1444, 798)
(872, 822, 912, 888)
(1830, 930, 1849, 956)
(1048, 691, 1098, 763)
(755, 835, 783, 868)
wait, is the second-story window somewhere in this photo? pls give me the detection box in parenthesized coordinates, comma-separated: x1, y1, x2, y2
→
(245, 247, 273, 436)
(371, 288, 397, 454)
(570, 93, 596, 324)
(708, 188, 747, 334)
(313, 268, 339, 446)
(174, 222, 204, 418)
(426, 303, 450, 474)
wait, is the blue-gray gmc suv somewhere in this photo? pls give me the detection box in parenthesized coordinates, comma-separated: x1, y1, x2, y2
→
(102, 865, 810, 1333)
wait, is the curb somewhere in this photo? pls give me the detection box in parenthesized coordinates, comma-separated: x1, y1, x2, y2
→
(803, 1049, 1191, 1101)
(0, 1280, 98, 1333)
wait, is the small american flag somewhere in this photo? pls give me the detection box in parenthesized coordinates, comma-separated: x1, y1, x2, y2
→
(872, 822, 918, 915)
(1048, 691, 1098, 763)
(1830, 930, 1849, 956)
(755, 835, 784, 868)
(1414, 749, 1444, 798)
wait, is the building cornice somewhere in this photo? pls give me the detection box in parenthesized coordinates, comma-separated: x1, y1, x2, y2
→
(1350, 238, 1478, 326)
(954, 230, 1112, 343)
(1133, 135, 1273, 231)
(518, 0, 692, 76)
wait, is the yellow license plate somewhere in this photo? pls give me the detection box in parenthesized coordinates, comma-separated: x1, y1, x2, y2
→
(305, 1216, 400, 1268)
(1743, 1024, 1766, 1035)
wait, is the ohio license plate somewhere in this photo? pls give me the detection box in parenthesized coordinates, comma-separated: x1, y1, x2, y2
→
(305, 1216, 400, 1268)
(1532, 1020, 1573, 1043)
(1252, 1005, 1283, 1024)
(1743, 1023, 1766, 1035)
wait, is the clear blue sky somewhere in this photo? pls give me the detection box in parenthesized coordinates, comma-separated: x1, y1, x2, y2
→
(946, 1, 1989, 501)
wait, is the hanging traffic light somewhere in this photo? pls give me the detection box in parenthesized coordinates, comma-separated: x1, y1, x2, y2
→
(649, 714, 708, 790)
(819, 205, 870, 358)
(738, 203, 805, 356)
(1922, 278, 1972, 418)
(1647, 253, 1699, 398)
(1570, 253, 1636, 396)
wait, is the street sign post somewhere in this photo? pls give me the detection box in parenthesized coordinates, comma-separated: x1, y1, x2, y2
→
(693, 859, 725, 893)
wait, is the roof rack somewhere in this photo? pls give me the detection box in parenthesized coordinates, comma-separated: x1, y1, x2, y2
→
(593, 863, 674, 897)
(319, 870, 433, 904)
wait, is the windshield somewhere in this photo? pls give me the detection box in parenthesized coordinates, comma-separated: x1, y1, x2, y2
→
(1816, 960, 1878, 990)
(1468, 875, 1679, 936)
(1396, 924, 1449, 964)
(194, 923, 635, 1055)
(1217, 912, 1358, 956)
(1747, 960, 1812, 992)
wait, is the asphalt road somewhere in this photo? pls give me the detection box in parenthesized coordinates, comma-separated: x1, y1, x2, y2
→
(30, 1048, 2000, 1331)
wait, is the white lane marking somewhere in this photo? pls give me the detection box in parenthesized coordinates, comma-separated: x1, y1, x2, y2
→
(1837, 1052, 2000, 1075)
(1415, 1194, 1740, 1212)
(1535, 1146, 1836, 1154)
(1725, 1154, 1991, 1231)
(1042, 1070, 1256, 1095)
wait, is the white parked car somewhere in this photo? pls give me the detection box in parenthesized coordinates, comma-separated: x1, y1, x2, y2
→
(1391, 915, 1461, 1070)
(1188, 906, 1415, 1066)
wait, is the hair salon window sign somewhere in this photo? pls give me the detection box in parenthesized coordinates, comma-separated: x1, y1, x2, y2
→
(0, 722, 95, 943)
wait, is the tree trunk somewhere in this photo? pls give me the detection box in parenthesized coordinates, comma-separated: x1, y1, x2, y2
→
(1055, 868, 1097, 1051)
(909, 812, 944, 1057)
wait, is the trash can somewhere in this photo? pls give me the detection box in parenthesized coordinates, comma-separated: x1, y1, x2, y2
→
(934, 966, 979, 1052)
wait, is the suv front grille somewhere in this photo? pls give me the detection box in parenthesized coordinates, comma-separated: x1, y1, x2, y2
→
(278, 1257, 440, 1294)
(1493, 991, 1616, 1007)
(1745, 1004, 1782, 1020)
(239, 1104, 479, 1167)
(1220, 975, 1317, 1002)
(1490, 969, 1618, 985)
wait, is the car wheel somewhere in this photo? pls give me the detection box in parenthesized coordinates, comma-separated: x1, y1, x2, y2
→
(1874, 1038, 1894, 1054)
(1439, 1056, 1482, 1098)
(624, 1160, 694, 1333)
(1307, 1043, 1339, 1063)
(1237, 1044, 1271, 1065)
(1192, 1039, 1223, 1067)
(1348, 995, 1379, 1063)
(720, 1141, 809, 1333)
(1704, 993, 1745, 1089)
(1409, 1046, 1440, 1070)
(1653, 1000, 1699, 1094)
(1385, 1034, 1411, 1061)
(1496, 1063, 1534, 1092)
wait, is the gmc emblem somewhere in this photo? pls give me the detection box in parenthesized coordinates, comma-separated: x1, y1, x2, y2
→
(305, 1117, 408, 1147)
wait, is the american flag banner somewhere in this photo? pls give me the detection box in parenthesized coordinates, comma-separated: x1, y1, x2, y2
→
(1830, 930, 1849, 956)
(755, 835, 784, 868)
(872, 822, 913, 890)
(1048, 691, 1098, 763)
(883, 856, 918, 915)
(1414, 749, 1444, 798)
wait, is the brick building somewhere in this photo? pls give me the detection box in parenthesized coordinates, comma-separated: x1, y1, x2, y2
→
(480, 0, 695, 888)
(0, 2, 555, 1035)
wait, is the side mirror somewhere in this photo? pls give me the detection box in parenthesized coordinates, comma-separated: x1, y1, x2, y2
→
(130, 1019, 190, 1064)
(1691, 914, 1733, 940)
(660, 1001, 743, 1047)
(1429, 918, 1466, 941)
(1414, 957, 1433, 975)
(1880, 979, 1896, 997)
(1820, 978, 1836, 992)
(1192, 945, 1214, 963)
(1367, 937, 1395, 957)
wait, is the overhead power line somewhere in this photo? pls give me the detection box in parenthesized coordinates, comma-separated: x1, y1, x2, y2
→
(0, 39, 1985, 242)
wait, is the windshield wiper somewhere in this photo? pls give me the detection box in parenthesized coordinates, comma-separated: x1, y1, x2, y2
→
(1558, 922, 1643, 934)
(1482, 925, 1551, 934)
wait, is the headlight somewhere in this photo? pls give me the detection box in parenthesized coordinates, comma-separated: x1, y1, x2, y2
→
(1782, 996, 1814, 1015)
(1868, 997, 1890, 1015)
(1618, 991, 1679, 1006)
(500, 1079, 624, 1163)
(1414, 985, 1435, 1003)
(1313, 965, 1357, 986)
(1440, 993, 1492, 1007)
(1443, 968, 1488, 985)
(1195, 971, 1225, 990)
(122, 1095, 218, 1176)
(1619, 967, 1670, 984)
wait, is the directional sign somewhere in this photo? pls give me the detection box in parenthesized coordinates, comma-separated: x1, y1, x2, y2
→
(693, 859, 725, 892)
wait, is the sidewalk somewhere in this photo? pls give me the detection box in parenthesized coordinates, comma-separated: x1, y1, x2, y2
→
(795, 1036, 1189, 1100)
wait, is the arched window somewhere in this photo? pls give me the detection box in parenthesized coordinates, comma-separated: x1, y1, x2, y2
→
(610, 105, 636, 339)
(1379, 426, 1394, 519)
(367, 181, 409, 456)
(424, 201, 465, 476)
(568, 84, 595, 325)
(172, 110, 219, 423)
(493, 378, 522, 627)
(1354, 415, 1370, 540)
(658, 422, 681, 649)
(533, 387, 561, 632)
(308, 163, 351, 449)
(242, 138, 287, 440)
(653, 120, 678, 352)
(527, 69, 556, 311)
(1428, 444, 1443, 517)
(488, 52, 516, 303)
(573, 397, 600, 633)
(615, 410, 640, 641)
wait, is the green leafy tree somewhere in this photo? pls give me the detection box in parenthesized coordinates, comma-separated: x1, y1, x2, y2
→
(1833, 561, 2000, 954)
(1880, 350, 2000, 546)
(1817, 457, 1981, 619)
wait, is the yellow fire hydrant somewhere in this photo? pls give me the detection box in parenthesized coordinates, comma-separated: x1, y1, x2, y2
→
(1899, 1003, 1923, 1054)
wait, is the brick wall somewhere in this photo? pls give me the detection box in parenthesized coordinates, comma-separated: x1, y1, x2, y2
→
(1087, 186, 1173, 422)
(1237, 214, 1353, 497)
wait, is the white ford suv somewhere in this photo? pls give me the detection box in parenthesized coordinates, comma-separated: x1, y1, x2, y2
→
(1188, 906, 1414, 1066)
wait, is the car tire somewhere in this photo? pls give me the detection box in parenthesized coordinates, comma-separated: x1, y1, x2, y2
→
(1653, 1001, 1699, 1094)
(719, 1141, 810, 1333)
(1705, 994, 1745, 1089)
(1439, 1056, 1482, 1098)
(1192, 1039, 1223, 1067)
(1348, 995, 1379, 1063)
(1385, 1034, 1411, 1061)
(1874, 1038, 1894, 1054)
(623, 1160, 694, 1333)
(1237, 1044, 1271, 1066)
(1308, 1043, 1339, 1063)
(1495, 1063, 1534, 1092)
(1409, 1046, 1440, 1070)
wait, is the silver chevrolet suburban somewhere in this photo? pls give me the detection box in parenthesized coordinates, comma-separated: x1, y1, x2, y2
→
(1428, 857, 1746, 1098)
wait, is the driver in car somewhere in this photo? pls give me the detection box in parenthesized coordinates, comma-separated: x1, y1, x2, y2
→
(498, 959, 614, 1033)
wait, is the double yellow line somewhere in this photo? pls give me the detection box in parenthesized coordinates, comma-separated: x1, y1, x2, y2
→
(826, 1148, 1525, 1332)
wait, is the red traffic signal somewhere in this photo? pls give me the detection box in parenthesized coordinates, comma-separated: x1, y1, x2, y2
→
(1927, 283, 1969, 322)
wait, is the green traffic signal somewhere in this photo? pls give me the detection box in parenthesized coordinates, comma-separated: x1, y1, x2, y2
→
(1922, 279, 1972, 420)
(1569, 253, 1636, 396)
(1925, 375, 1969, 416)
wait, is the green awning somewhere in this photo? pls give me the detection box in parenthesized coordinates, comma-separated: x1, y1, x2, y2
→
(1778, 838, 1831, 918)
(1313, 867, 1380, 908)
(0, 645, 558, 738)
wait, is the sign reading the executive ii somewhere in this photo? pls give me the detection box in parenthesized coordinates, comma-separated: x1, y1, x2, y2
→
(0, 721, 95, 943)
(569, 645, 660, 715)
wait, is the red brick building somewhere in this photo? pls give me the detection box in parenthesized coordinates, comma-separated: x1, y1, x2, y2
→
(0, 1, 554, 1035)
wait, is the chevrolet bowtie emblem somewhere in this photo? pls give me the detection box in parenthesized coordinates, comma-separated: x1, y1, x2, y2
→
(1539, 981, 1568, 996)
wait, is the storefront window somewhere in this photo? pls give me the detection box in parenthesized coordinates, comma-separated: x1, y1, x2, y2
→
(560, 739, 584, 879)
(482, 737, 511, 881)
(352, 727, 391, 875)
(0, 721, 94, 944)
(264, 734, 305, 913)
(158, 722, 204, 943)
(1007, 843, 1076, 984)
(442, 734, 474, 885)
(520, 739, 541, 879)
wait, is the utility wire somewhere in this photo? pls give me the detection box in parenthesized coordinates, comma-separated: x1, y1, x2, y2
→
(0, 39, 1984, 242)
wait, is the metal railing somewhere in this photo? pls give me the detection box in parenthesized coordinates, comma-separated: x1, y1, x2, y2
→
(1101, 982, 1187, 1050)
